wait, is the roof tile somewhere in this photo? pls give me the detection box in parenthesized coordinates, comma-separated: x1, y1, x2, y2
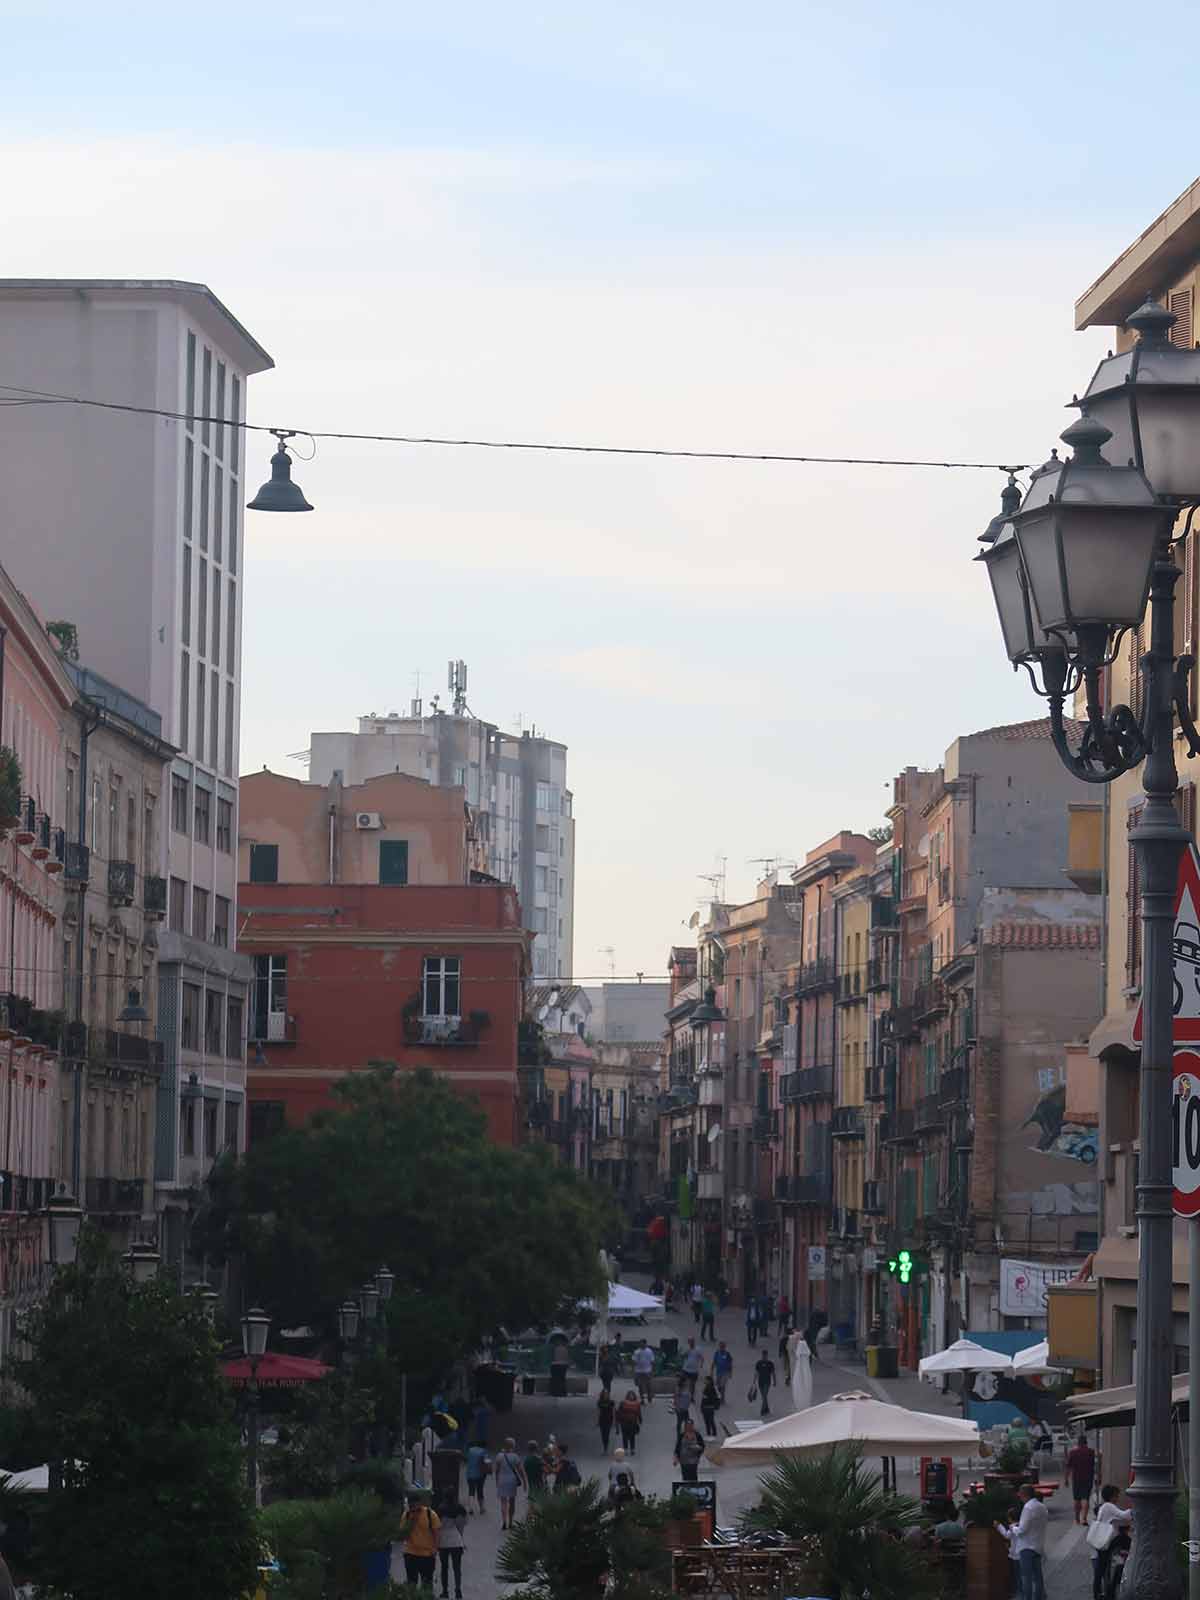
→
(983, 921, 1101, 950)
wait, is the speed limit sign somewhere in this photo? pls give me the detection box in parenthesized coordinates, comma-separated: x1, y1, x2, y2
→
(1173, 1050, 1200, 1217)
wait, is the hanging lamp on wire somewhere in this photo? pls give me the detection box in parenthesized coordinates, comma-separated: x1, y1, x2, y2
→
(247, 429, 313, 513)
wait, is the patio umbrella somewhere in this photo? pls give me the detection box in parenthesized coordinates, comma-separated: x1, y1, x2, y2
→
(789, 1332, 813, 1412)
(220, 1352, 332, 1388)
(1011, 1340, 1069, 1377)
(707, 1391, 980, 1465)
(607, 1283, 663, 1314)
(918, 1339, 1014, 1377)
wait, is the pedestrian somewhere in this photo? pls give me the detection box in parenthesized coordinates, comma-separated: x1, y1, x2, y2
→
(552, 1441, 582, 1492)
(700, 1375, 719, 1437)
(464, 1441, 489, 1514)
(673, 1376, 693, 1446)
(804, 1308, 827, 1360)
(617, 1388, 643, 1453)
(759, 1294, 773, 1335)
(778, 1324, 792, 1384)
(753, 1350, 776, 1418)
(778, 1293, 791, 1332)
(712, 1340, 733, 1402)
(997, 1484, 1048, 1600)
(745, 1299, 759, 1347)
(471, 1396, 491, 1446)
(434, 1492, 466, 1600)
(700, 1291, 716, 1341)
(681, 1336, 704, 1395)
(690, 1280, 704, 1324)
(400, 1493, 441, 1589)
(674, 1419, 705, 1483)
(523, 1438, 545, 1495)
(541, 1436, 560, 1490)
(633, 1338, 655, 1403)
(608, 1446, 637, 1495)
(1067, 1432, 1097, 1524)
(597, 1343, 617, 1395)
(1088, 1485, 1132, 1600)
(493, 1436, 526, 1531)
(716, 1275, 728, 1309)
(597, 1389, 615, 1453)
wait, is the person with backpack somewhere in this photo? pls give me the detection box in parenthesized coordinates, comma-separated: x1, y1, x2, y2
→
(616, 1388, 642, 1454)
(400, 1493, 441, 1588)
(596, 1389, 616, 1453)
(552, 1442, 582, 1492)
(433, 1492, 466, 1600)
(745, 1299, 760, 1347)
(753, 1351, 777, 1418)
(674, 1420, 705, 1483)
(464, 1441, 489, 1514)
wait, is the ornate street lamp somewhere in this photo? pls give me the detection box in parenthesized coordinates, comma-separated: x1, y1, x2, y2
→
(46, 1189, 82, 1269)
(240, 1307, 271, 1506)
(359, 1281, 380, 1323)
(123, 1241, 160, 1285)
(975, 473, 1073, 694)
(337, 1299, 361, 1342)
(977, 299, 1199, 1600)
(375, 1265, 395, 1303)
(195, 1283, 221, 1325)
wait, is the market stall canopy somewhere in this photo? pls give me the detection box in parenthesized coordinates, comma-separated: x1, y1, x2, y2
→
(1011, 1340, 1070, 1377)
(607, 1282, 663, 1314)
(707, 1391, 980, 1465)
(918, 1339, 1014, 1376)
(220, 1352, 332, 1388)
(1066, 1373, 1191, 1428)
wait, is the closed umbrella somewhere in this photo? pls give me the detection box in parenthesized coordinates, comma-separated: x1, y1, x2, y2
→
(1012, 1340, 1069, 1377)
(789, 1331, 813, 1412)
(707, 1391, 980, 1465)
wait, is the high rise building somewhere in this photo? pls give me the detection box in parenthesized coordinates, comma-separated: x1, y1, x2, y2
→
(308, 697, 575, 979)
(0, 280, 273, 1260)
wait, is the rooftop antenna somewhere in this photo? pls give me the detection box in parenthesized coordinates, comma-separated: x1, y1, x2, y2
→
(286, 749, 311, 766)
(448, 659, 468, 717)
(599, 945, 617, 978)
(698, 856, 727, 903)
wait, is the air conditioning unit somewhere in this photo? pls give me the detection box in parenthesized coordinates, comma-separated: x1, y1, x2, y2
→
(355, 812, 382, 830)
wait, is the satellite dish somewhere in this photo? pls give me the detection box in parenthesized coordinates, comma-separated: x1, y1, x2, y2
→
(708, 1123, 722, 1143)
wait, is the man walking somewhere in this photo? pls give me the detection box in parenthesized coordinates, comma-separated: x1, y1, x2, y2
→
(690, 1280, 704, 1325)
(681, 1336, 704, 1396)
(745, 1299, 759, 1347)
(633, 1339, 655, 1404)
(674, 1419, 705, 1483)
(712, 1340, 733, 1403)
(997, 1484, 1048, 1600)
(699, 1290, 716, 1342)
(753, 1350, 776, 1418)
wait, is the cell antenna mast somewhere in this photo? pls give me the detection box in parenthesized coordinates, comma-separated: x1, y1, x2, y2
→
(448, 659, 468, 717)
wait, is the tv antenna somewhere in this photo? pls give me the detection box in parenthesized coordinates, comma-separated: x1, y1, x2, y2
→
(748, 856, 797, 879)
(286, 749, 311, 766)
(697, 856, 727, 903)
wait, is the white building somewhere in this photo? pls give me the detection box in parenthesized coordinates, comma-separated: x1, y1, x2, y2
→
(308, 706, 576, 979)
(0, 279, 273, 1262)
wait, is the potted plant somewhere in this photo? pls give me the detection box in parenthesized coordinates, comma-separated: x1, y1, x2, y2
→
(0, 748, 21, 833)
(963, 1485, 1016, 1600)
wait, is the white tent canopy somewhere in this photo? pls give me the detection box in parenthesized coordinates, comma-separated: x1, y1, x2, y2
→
(607, 1282, 662, 1313)
(918, 1339, 1014, 1377)
(1012, 1339, 1069, 1377)
(707, 1391, 980, 1465)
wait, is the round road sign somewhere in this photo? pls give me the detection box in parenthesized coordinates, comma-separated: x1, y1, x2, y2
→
(1173, 1050, 1200, 1217)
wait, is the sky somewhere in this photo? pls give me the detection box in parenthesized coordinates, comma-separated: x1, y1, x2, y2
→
(1, 1, 1197, 977)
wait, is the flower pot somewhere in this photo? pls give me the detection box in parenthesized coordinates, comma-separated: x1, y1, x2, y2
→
(966, 1524, 1011, 1600)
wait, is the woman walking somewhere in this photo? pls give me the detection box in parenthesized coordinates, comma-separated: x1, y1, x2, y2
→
(745, 1299, 759, 1347)
(674, 1420, 705, 1483)
(493, 1436, 527, 1531)
(616, 1388, 643, 1454)
(400, 1494, 441, 1589)
(464, 1441, 489, 1515)
(523, 1439, 545, 1496)
(434, 1492, 466, 1600)
(597, 1389, 616, 1454)
(700, 1375, 719, 1437)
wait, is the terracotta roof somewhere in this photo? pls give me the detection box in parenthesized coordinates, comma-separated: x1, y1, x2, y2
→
(983, 921, 1101, 950)
(527, 984, 587, 1011)
(965, 716, 1085, 743)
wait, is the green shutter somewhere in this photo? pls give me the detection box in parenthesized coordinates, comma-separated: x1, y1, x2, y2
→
(249, 844, 278, 884)
(378, 839, 409, 885)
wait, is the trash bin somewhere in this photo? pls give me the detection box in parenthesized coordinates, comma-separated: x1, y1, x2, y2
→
(865, 1344, 898, 1380)
(475, 1363, 517, 1412)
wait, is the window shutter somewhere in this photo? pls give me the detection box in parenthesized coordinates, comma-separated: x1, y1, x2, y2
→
(1171, 286, 1195, 351)
(1187, 528, 1199, 718)
(1129, 623, 1146, 721)
(1126, 806, 1143, 990)
(1178, 783, 1197, 842)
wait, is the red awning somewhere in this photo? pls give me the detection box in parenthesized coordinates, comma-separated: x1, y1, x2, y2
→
(220, 1352, 332, 1388)
(647, 1215, 668, 1242)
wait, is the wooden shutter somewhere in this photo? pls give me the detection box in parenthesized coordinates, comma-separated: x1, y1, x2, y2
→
(1171, 286, 1195, 351)
(1187, 529, 1199, 718)
(1126, 805, 1143, 990)
(1178, 782, 1197, 841)
(1129, 623, 1146, 721)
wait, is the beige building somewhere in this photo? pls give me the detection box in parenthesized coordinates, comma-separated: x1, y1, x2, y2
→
(589, 1042, 661, 1211)
(829, 862, 873, 1336)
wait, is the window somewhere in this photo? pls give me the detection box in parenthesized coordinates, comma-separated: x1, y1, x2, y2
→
(558, 876, 564, 896)
(108, 780, 121, 860)
(198, 557, 208, 651)
(181, 1099, 196, 1157)
(533, 907, 547, 933)
(379, 839, 409, 885)
(210, 669, 219, 764)
(536, 866, 548, 893)
(126, 794, 137, 862)
(224, 681, 235, 777)
(201, 346, 212, 446)
(249, 843, 278, 884)
(226, 579, 236, 667)
(199, 453, 210, 550)
(224, 1099, 239, 1150)
(194, 786, 211, 844)
(226, 996, 243, 1058)
(559, 836, 564, 856)
(168, 876, 186, 932)
(213, 464, 224, 564)
(214, 894, 230, 947)
(535, 824, 550, 851)
(216, 798, 232, 853)
(422, 955, 461, 1018)
(195, 663, 205, 760)
(558, 918, 563, 938)
(536, 782, 553, 812)
(252, 954, 287, 1039)
(230, 375, 241, 474)
(228, 476, 239, 573)
(204, 1100, 218, 1159)
(181, 982, 201, 1050)
(215, 362, 226, 460)
(182, 545, 191, 643)
(179, 650, 190, 748)
(192, 886, 209, 941)
(205, 989, 222, 1055)
(66, 764, 76, 842)
(249, 1101, 285, 1144)
(171, 774, 189, 834)
(186, 332, 196, 427)
(211, 568, 221, 663)
(90, 775, 101, 851)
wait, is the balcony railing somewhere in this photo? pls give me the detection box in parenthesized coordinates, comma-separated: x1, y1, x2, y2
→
(862, 1178, 885, 1214)
(797, 956, 835, 994)
(751, 1109, 780, 1142)
(831, 1205, 860, 1237)
(864, 1065, 889, 1102)
(84, 1177, 146, 1214)
(886, 1004, 917, 1040)
(914, 978, 948, 1021)
(915, 1093, 943, 1133)
(835, 971, 865, 1005)
(0, 1174, 52, 1213)
(870, 896, 898, 930)
(790, 1064, 834, 1100)
(880, 1108, 916, 1143)
(939, 1065, 966, 1106)
(401, 1008, 490, 1047)
(144, 875, 167, 917)
(252, 1010, 298, 1045)
(830, 1105, 865, 1139)
(792, 1172, 832, 1206)
(781, 1072, 802, 1101)
(660, 1079, 699, 1111)
(108, 859, 136, 905)
(64, 841, 90, 883)
(866, 958, 891, 992)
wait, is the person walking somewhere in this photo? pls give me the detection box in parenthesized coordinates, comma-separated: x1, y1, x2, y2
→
(400, 1494, 441, 1589)
(674, 1419, 705, 1483)
(616, 1388, 643, 1454)
(753, 1350, 776, 1418)
(596, 1389, 616, 1454)
(673, 1376, 693, 1447)
(699, 1291, 716, 1341)
(1067, 1433, 1097, 1524)
(597, 1344, 618, 1396)
(759, 1294, 774, 1336)
(997, 1484, 1048, 1600)
(608, 1446, 637, 1496)
(464, 1441, 489, 1514)
(1088, 1485, 1132, 1600)
(633, 1339, 655, 1403)
(700, 1375, 719, 1437)
(471, 1396, 491, 1446)
(681, 1337, 704, 1396)
(434, 1493, 466, 1600)
(690, 1280, 704, 1324)
(712, 1340, 733, 1402)
(745, 1298, 759, 1347)
(778, 1293, 791, 1332)
(778, 1323, 793, 1384)
(493, 1437, 527, 1531)
(552, 1441, 582, 1492)
(522, 1439, 545, 1496)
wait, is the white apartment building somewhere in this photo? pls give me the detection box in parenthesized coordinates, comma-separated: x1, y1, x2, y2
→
(308, 709, 576, 979)
(0, 280, 273, 1261)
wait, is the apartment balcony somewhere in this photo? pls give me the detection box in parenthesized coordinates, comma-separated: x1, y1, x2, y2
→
(84, 1177, 146, 1214)
(144, 874, 168, 918)
(108, 859, 136, 906)
(0, 1174, 52, 1214)
(752, 1109, 780, 1142)
(914, 978, 949, 1022)
(830, 1105, 865, 1139)
(697, 1169, 724, 1201)
(660, 1079, 699, 1112)
(870, 896, 897, 931)
(14, 796, 35, 845)
(866, 957, 891, 992)
(880, 1108, 916, 1144)
(32, 813, 50, 859)
(835, 971, 865, 1006)
(864, 1065, 889, 1102)
(781, 1072, 802, 1101)
(48, 827, 66, 875)
(862, 1178, 885, 1215)
(792, 1172, 833, 1207)
(401, 1008, 490, 1047)
(797, 957, 835, 994)
(63, 841, 90, 883)
(791, 1063, 834, 1100)
(886, 1004, 918, 1041)
(94, 1028, 164, 1073)
(831, 1205, 860, 1238)
(939, 1065, 966, 1106)
(915, 1093, 943, 1133)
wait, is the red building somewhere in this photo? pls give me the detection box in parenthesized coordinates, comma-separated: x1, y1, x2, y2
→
(240, 882, 528, 1146)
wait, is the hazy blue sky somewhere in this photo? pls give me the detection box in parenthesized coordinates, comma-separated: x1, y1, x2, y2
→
(2, 2, 1195, 975)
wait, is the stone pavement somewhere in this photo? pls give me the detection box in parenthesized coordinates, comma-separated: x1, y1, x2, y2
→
(395, 1279, 1093, 1599)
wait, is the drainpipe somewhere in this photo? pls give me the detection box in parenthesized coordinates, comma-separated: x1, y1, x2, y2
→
(71, 703, 102, 1196)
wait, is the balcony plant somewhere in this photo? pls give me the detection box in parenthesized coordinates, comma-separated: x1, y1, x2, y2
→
(0, 748, 21, 833)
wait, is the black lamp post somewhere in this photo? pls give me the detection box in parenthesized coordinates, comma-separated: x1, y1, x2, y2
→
(240, 1307, 271, 1505)
(978, 300, 1200, 1600)
(46, 1188, 82, 1270)
(123, 1241, 160, 1285)
(247, 431, 313, 513)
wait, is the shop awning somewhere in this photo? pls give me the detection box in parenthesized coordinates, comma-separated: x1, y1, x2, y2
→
(1065, 1373, 1191, 1428)
(220, 1352, 331, 1388)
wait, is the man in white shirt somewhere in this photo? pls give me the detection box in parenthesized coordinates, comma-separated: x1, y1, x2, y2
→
(633, 1341, 655, 1404)
(997, 1484, 1048, 1600)
(1090, 1484, 1133, 1600)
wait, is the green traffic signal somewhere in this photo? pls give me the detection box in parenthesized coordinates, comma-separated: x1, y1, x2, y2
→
(887, 1249, 914, 1284)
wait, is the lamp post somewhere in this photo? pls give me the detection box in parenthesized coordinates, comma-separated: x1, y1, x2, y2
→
(689, 988, 723, 1280)
(45, 1188, 82, 1270)
(240, 1307, 271, 1507)
(978, 301, 1200, 1600)
(123, 1241, 160, 1285)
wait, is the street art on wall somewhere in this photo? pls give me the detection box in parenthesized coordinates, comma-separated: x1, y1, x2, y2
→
(1021, 1081, 1098, 1166)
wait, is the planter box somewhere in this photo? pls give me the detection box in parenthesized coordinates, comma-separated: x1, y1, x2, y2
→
(966, 1525, 1011, 1600)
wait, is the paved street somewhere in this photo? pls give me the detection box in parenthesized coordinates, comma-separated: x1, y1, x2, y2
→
(401, 1282, 1093, 1598)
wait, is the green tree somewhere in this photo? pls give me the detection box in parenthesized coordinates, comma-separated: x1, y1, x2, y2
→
(739, 1444, 935, 1600)
(16, 1235, 258, 1600)
(201, 1065, 612, 1366)
(496, 1480, 675, 1600)
(260, 1487, 399, 1600)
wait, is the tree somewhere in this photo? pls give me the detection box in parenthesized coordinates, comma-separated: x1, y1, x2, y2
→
(496, 1480, 676, 1600)
(260, 1487, 399, 1600)
(16, 1235, 258, 1600)
(201, 1066, 613, 1369)
(738, 1445, 935, 1600)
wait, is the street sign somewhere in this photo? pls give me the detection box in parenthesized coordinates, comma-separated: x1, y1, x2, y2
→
(1174, 1050, 1200, 1218)
(1133, 841, 1200, 1045)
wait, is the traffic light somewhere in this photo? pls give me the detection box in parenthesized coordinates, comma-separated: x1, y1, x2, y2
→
(887, 1249, 914, 1285)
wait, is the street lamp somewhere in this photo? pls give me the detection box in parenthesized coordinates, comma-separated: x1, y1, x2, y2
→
(45, 1189, 82, 1269)
(359, 1281, 380, 1323)
(375, 1265, 395, 1302)
(195, 1283, 221, 1325)
(337, 1299, 361, 1342)
(247, 431, 313, 513)
(123, 1241, 160, 1285)
(240, 1307, 271, 1507)
(978, 302, 1199, 1600)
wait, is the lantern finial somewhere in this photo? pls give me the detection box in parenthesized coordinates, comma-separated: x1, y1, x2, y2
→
(1126, 295, 1177, 348)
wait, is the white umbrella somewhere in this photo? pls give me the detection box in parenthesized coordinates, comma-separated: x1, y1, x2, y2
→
(918, 1338, 1014, 1377)
(789, 1332, 813, 1412)
(707, 1391, 980, 1465)
(1012, 1339, 1069, 1377)
(607, 1282, 663, 1314)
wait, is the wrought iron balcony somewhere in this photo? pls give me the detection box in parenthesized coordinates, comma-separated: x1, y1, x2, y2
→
(880, 1108, 916, 1144)
(862, 1178, 885, 1214)
(915, 1093, 943, 1133)
(63, 841, 90, 882)
(401, 1008, 490, 1047)
(864, 1065, 889, 1102)
(835, 971, 865, 1005)
(751, 1109, 780, 1142)
(0, 1173, 52, 1213)
(914, 978, 948, 1022)
(938, 1065, 966, 1106)
(866, 957, 891, 992)
(885, 1004, 917, 1040)
(830, 1105, 865, 1139)
(108, 859, 136, 905)
(789, 1063, 834, 1100)
(144, 874, 167, 917)
(792, 1172, 832, 1206)
(251, 1010, 298, 1046)
(84, 1177, 146, 1213)
(797, 956, 835, 994)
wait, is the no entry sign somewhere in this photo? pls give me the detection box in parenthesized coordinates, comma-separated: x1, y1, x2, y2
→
(1173, 1050, 1200, 1218)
